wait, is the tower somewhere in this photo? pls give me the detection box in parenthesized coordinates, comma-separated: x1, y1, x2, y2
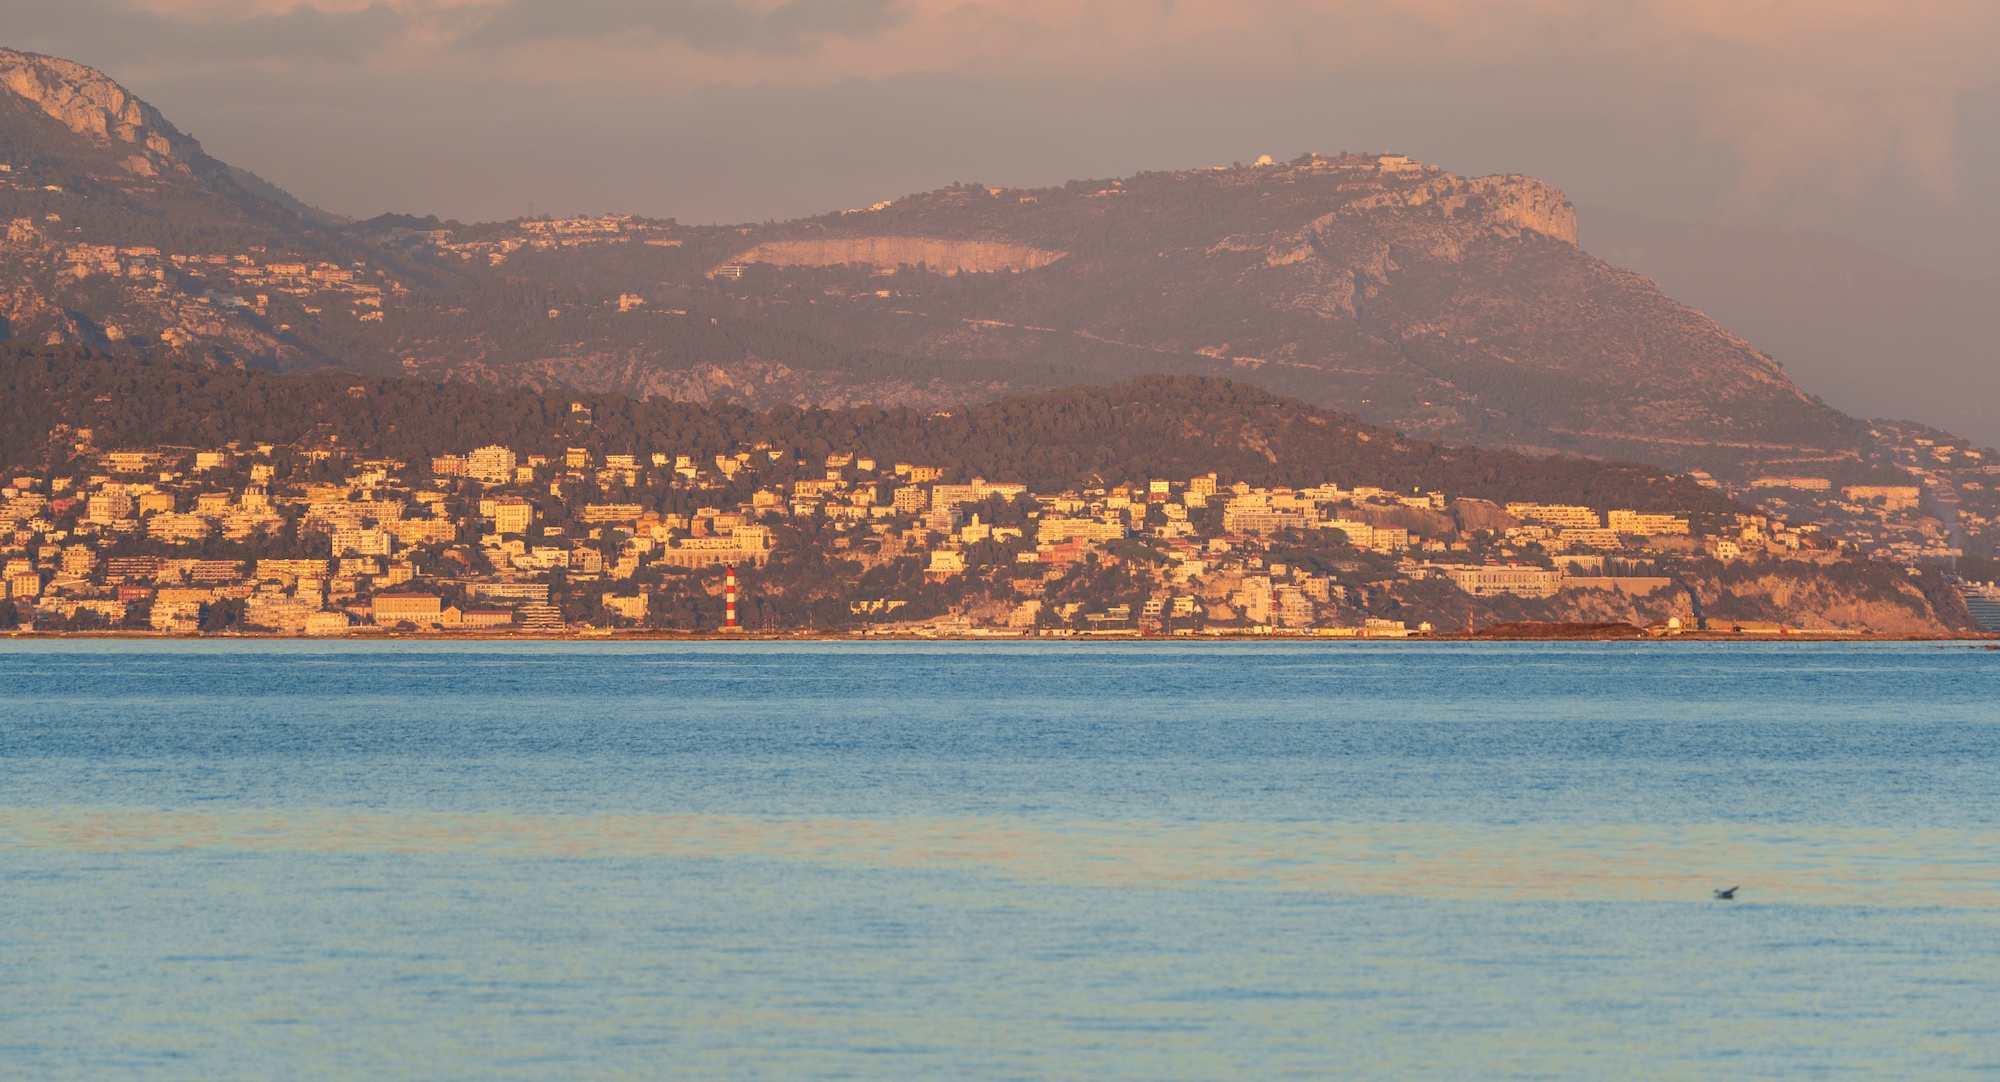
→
(725, 565, 737, 630)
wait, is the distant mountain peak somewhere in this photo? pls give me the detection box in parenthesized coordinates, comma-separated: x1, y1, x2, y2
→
(0, 56, 1862, 482)
(0, 49, 207, 179)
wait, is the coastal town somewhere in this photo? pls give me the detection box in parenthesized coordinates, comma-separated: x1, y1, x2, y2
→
(5, 412, 1983, 637)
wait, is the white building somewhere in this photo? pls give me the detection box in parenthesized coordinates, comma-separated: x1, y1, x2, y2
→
(465, 445, 518, 484)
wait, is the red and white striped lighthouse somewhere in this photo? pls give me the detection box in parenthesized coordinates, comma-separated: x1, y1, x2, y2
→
(725, 565, 737, 630)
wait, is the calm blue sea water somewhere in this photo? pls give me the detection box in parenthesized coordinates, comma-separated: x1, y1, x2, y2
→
(3, 640, 1998, 1079)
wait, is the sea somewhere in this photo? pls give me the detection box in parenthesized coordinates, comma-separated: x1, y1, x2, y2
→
(2, 640, 1997, 1079)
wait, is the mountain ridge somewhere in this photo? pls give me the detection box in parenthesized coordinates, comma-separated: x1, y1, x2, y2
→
(0, 47, 1910, 487)
(0, 49, 206, 178)
(0, 344, 1743, 514)
(1580, 205, 2000, 449)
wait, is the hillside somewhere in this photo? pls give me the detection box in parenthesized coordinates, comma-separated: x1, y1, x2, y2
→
(1581, 207, 2000, 449)
(350, 161, 1864, 480)
(0, 346, 1737, 513)
(0, 48, 1884, 485)
(666, 164, 1859, 474)
(5, 349, 1975, 639)
(0, 50, 409, 364)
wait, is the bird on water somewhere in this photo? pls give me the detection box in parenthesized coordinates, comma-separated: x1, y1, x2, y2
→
(1713, 886, 1738, 900)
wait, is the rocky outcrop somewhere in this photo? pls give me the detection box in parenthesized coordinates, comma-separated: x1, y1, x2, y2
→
(0, 49, 203, 176)
(1700, 560, 1961, 634)
(1396, 556, 1964, 634)
(1326, 173, 1577, 244)
(725, 237, 1066, 275)
(1465, 175, 1578, 242)
(1451, 498, 1520, 534)
(0, 51, 399, 369)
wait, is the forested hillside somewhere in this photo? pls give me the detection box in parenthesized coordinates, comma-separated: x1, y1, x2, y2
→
(0, 347, 1735, 511)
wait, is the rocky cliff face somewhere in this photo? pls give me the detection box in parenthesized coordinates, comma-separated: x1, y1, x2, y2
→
(727, 237, 1066, 275)
(0, 52, 398, 362)
(1394, 557, 1969, 635)
(1317, 172, 1578, 245)
(0, 50, 209, 178)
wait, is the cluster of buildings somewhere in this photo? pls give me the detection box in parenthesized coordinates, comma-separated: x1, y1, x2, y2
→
(402, 215, 684, 268)
(1715, 423, 2000, 567)
(0, 421, 1846, 636)
(0, 434, 789, 634)
(2, 207, 402, 341)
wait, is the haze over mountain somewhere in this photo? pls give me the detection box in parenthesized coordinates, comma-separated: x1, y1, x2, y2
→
(0, 46, 1949, 488)
(1581, 207, 2000, 450)
(15, 0, 2000, 287)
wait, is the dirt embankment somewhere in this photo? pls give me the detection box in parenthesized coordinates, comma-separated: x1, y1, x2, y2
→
(725, 237, 1067, 275)
(1393, 557, 1975, 636)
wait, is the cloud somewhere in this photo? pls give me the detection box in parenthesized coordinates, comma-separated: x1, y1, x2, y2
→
(1628, 0, 2000, 204)
(7, 0, 1999, 240)
(457, 0, 908, 53)
(0, 0, 411, 68)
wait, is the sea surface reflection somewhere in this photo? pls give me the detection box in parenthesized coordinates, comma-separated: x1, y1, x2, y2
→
(3, 640, 1996, 1078)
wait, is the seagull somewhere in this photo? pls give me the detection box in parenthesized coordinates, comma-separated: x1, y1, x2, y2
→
(1713, 886, 1739, 900)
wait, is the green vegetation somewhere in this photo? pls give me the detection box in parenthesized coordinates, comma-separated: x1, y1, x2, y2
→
(0, 347, 1737, 512)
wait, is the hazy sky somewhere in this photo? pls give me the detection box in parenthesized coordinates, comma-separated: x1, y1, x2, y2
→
(9, 1, 2000, 277)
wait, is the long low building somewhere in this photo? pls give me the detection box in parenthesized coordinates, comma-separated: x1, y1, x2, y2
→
(578, 503, 645, 523)
(1036, 517, 1128, 544)
(1607, 510, 1689, 536)
(655, 546, 770, 569)
(1222, 508, 1316, 535)
(468, 581, 551, 602)
(460, 609, 514, 629)
(1559, 527, 1624, 550)
(1506, 503, 1601, 529)
(655, 526, 772, 568)
(931, 480, 1028, 510)
(373, 593, 444, 624)
(1430, 563, 1564, 599)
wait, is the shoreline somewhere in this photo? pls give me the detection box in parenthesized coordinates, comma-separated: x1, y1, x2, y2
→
(5, 628, 1993, 644)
